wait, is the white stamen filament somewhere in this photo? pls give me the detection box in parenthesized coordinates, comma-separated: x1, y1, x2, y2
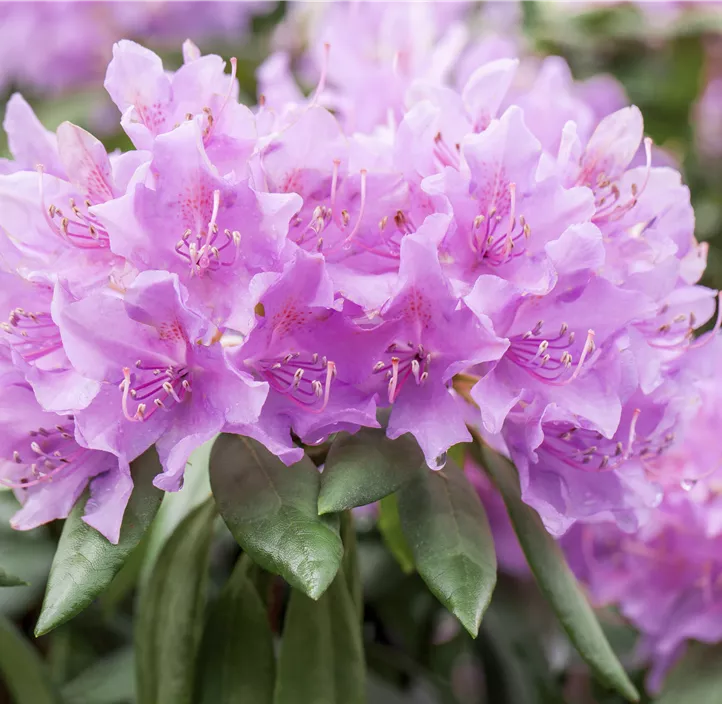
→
(341, 169, 367, 247)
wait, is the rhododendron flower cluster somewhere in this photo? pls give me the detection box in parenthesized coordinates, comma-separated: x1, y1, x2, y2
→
(0, 0, 273, 95)
(562, 336, 722, 692)
(0, 1, 717, 561)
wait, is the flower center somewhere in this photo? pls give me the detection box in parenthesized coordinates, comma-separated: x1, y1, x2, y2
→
(433, 132, 461, 169)
(470, 183, 531, 266)
(38, 168, 111, 250)
(637, 295, 722, 352)
(585, 138, 652, 223)
(1, 418, 84, 489)
(0, 307, 63, 364)
(254, 351, 335, 413)
(173, 190, 241, 277)
(120, 361, 192, 422)
(373, 341, 431, 403)
(288, 166, 406, 262)
(507, 320, 595, 386)
(538, 421, 627, 473)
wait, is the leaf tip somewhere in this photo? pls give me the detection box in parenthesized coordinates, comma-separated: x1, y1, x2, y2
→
(459, 615, 481, 639)
(34, 607, 65, 638)
(316, 500, 333, 516)
(305, 581, 329, 601)
(33, 621, 51, 638)
(623, 681, 640, 702)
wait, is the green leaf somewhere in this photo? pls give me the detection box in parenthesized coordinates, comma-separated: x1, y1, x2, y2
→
(340, 511, 363, 624)
(35, 447, 164, 636)
(62, 647, 135, 704)
(0, 493, 55, 617)
(195, 556, 275, 704)
(477, 586, 565, 704)
(135, 498, 216, 704)
(477, 442, 639, 702)
(656, 642, 722, 704)
(140, 437, 214, 586)
(0, 613, 62, 703)
(210, 434, 343, 599)
(378, 494, 415, 575)
(318, 429, 425, 514)
(0, 567, 27, 586)
(98, 532, 150, 616)
(274, 572, 366, 704)
(396, 459, 496, 637)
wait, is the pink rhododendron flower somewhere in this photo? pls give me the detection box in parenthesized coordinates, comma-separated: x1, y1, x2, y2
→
(0, 1, 273, 95)
(563, 338, 722, 691)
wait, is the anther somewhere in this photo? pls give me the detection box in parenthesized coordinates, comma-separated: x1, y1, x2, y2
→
(388, 357, 401, 403)
(411, 359, 421, 383)
(292, 368, 304, 389)
(162, 381, 183, 403)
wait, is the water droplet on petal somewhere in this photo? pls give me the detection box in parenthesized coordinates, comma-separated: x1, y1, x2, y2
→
(681, 478, 698, 492)
(429, 452, 447, 470)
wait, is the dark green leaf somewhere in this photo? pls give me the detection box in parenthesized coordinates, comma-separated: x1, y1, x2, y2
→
(397, 459, 496, 637)
(135, 498, 216, 704)
(274, 572, 366, 704)
(319, 429, 425, 514)
(0, 613, 62, 703)
(0, 493, 55, 617)
(98, 532, 150, 616)
(62, 647, 135, 704)
(196, 555, 275, 704)
(477, 442, 639, 702)
(656, 642, 722, 704)
(140, 437, 213, 586)
(378, 494, 415, 575)
(340, 511, 363, 624)
(0, 566, 27, 586)
(210, 434, 342, 599)
(35, 447, 164, 636)
(477, 584, 566, 704)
